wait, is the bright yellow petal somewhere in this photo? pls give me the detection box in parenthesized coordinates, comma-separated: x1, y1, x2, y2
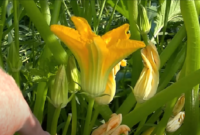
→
(102, 24, 130, 47)
(50, 24, 89, 76)
(106, 39, 145, 73)
(95, 70, 116, 105)
(71, 16, 96, 40)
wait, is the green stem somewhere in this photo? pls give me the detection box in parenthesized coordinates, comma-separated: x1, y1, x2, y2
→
(71, 95, 77, 135)
(62, 114, 72, 135)
(180, 1, 200, 135)
(0, 0, 8, 67)
(116, 93, 136, 115)
(62, 0, 71, 17)
(141, 33, 149, 45)
(158, 44, 186, 91)
(40, 0, 51, 25)
(105, 0, 119, 31)
(33, 82, 48, 123)
(160, 26, 186, 69)
(94, 0, 107, 33)
(128, 0, 140, 40)
(127, 0, 142, 90)
(159, 0, 171, 51)
(12, 0, 20, 86)
(90, 106, 100, 131)
(50, 107, 61, 135)
(50, 0, 62, 25)
(20, 0, 68, 65)
(151, 98, 177, 135)
(83, 98, 95, 135)
(95, 103, 112, 121)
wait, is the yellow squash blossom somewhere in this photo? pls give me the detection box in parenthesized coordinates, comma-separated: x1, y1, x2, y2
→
(95, 60, 126, 104)
(133, 42, 160, 103)
(51, 16, 145, 98)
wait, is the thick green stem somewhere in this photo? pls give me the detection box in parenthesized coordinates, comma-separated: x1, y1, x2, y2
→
(151, 98, 177, 135)
(116, 93, 136, 116)
(62, 114, 72, 135)
(40, 0, 51, 25)
(128, 0, 140, 40)
(90, 106, 100, 131)
(127, 0, 143, 89)
(20, 0, 68, 65)
(12, 0, 20, 86)
(83, 98, 94, 135)
(0, 0, 8, 67)
(33, 82, 48, 123)
(160, 26, 186, 69)
(50, 107, 61, 135)
(180, 1, 200, 135)
(71, 95, 77, 135)
(50, 0, 62, 25)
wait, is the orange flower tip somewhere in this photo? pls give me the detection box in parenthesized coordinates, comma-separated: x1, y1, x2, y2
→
(120, 60, 127, 67)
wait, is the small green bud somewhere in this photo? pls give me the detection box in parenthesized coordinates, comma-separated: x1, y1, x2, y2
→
(138, 4, 151, 34)
(50, 65, 68, 108)
(66, 55, 80, 92)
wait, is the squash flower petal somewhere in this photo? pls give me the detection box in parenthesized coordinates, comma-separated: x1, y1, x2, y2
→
(95, 60, 127, 104)
(51, 16, 145, 97)
(110, 125, 130, 135)
(133, 42, 160, 103)
(92, 113, 126, 135)
(166, 111, 185, 132)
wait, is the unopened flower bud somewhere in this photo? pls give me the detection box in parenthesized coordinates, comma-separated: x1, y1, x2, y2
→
(133, 42, 160, 103)
(138, 4, 151, 34)
(66, 55, 80, 92)
(50, 65, 68, 108)
(172, 94, 185, 116)
(166, 111, 185, 133)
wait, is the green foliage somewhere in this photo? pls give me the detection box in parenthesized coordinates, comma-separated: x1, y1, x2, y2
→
(1, 0, 200, 135)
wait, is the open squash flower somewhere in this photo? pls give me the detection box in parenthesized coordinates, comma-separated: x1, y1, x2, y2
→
(133, 42, 160, 103)
(95, 60, 126, 104)
(51, 16, 145, 98)
(91, 113, 130, 135)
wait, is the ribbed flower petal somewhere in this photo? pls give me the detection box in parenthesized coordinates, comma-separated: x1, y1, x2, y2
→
(71, 16, 96, 40)
(51, 16, 145, 98)
(95, 70, 116, 104)
(102, 24, 130, 46)
(106, 39, 145, 73)
(95, 60, 127, 104)
(133, 42, 160, 103)
(110, 125, 130, 135)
